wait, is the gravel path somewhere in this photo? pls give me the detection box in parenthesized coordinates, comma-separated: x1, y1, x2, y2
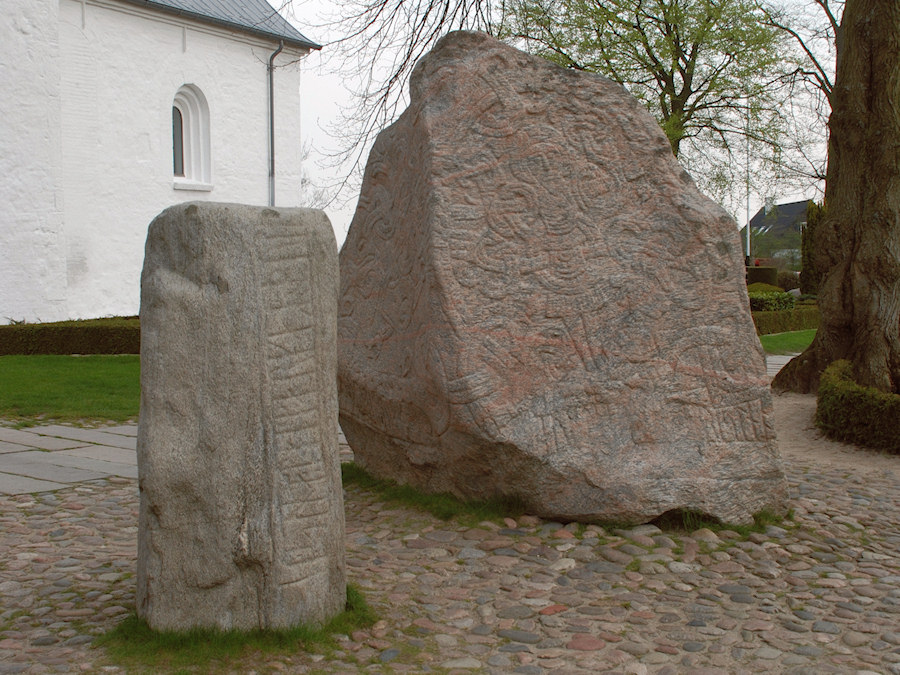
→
(1, 396, 898, 674)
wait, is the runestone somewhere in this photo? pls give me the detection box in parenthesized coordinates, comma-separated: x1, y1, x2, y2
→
(338, 31, 786, 524)
(137, 202, 345, 630)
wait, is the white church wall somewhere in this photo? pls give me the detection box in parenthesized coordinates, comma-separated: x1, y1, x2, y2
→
(0, 0, 68, 323)
(2, 0, 307, 322)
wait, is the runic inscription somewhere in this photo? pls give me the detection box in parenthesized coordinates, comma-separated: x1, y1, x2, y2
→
(338, 31, 787, 525)
(137, 203, 345, 631)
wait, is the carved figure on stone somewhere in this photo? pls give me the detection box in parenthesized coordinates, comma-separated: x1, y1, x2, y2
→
(137, 202, 345, 631)
(338, 31, 786, 525)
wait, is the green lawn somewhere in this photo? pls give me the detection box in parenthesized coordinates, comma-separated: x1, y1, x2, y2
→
(758, 329, 816, 355)
(0, 354, 140, 424)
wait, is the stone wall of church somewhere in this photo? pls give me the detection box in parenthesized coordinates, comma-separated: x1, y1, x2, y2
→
(1, 0, 308, 322)
(0, 0, 68, 323)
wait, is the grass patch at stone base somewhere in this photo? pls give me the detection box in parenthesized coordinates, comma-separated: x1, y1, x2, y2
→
(94, 585, 375, 673)
(652, 507, 793, 538)
(341, 462, 527, 524)
(342, 463, 795, 535)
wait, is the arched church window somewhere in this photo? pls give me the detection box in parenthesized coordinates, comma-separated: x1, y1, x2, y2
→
(172, 106, 184, 177)
(172, 84, 212, 190)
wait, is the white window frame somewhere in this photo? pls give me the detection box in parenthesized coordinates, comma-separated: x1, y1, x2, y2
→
(172, 84, 212, 191)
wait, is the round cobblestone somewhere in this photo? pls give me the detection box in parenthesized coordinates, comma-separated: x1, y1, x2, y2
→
(1, 395, 898, 673)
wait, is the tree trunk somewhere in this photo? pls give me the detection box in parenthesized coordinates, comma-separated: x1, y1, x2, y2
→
(772, 0, 900, 394)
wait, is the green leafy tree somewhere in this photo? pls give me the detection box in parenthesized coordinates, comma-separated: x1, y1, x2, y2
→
(498, 0, 793, 194)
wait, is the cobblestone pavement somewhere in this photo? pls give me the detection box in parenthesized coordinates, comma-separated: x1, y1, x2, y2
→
(1, 402, 898, 674)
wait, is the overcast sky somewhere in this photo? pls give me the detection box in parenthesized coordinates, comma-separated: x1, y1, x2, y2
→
(270, 0, 360, 247)
(273, 0, 823, 250)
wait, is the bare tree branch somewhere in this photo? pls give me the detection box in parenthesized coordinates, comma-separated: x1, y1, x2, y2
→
(299, 0, 841, 212)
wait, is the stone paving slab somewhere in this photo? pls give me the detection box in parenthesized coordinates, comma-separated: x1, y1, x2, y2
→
(15, 450, 138, 480)
(0, 424, 137, 493)
(58, 445, 136, 466)
(0, 472, 67, 495)
(0, 428, 86, 451)
(101, 425, 138, 438)
(0, 440, 33, 454)
(25, 425, 137, 450)
(0, 451, 109, 484)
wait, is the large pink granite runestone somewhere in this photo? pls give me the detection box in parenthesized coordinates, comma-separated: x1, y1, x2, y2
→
(338, 31, 786, 525)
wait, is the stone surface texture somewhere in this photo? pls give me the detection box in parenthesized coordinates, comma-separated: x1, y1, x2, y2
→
(338, 31, 785, 525)
(137, 202, 345, 631)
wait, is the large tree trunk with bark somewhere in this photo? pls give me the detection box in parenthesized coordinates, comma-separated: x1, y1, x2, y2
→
(773, 0, 900, 394)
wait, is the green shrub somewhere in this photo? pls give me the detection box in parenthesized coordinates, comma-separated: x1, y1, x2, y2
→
(777, 270, 800, 291)
(747, 282, 784, 293)
(751, 307, 820, 335)
(748, 291, 795, 312)
(0, 317, 140, 355)
(816, 360, 900, 453)
(746, 266, 778, 286)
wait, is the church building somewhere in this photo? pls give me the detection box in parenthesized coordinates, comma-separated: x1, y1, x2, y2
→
(1, 0, 319, 322)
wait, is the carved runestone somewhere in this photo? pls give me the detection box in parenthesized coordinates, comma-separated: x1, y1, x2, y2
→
(137, 202, 345, 631)
(338, 31, 787, 525)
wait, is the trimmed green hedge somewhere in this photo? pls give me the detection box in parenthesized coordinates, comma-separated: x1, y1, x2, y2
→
(746, 266, 778, 286)
(751, 307, 820, 335)
(747, 282, 783, 294)
(748, 291, 795, 312)
(0, 317, 140, 355)
(816, 360, 900, 453)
